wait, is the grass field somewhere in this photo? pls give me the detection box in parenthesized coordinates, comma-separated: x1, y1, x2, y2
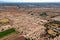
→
(0, 28, 16, 38)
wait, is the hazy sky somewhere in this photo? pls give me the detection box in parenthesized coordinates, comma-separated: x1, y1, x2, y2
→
(0, 0, 60, 2)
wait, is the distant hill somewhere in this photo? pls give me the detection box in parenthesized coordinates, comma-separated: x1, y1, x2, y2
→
(0, 3, 60, 8)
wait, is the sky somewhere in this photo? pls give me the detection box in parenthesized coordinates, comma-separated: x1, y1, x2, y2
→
(0, 0, 60, 2)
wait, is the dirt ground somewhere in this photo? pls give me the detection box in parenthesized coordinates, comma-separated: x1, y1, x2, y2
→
(0, 7, 60, 40)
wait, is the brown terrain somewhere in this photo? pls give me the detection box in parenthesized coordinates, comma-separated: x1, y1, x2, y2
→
(0, 6, 60, 40)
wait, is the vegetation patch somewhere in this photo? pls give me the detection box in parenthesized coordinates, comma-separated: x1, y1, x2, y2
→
(43, 20, 60, 39)
(0, 28, 15, 38)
